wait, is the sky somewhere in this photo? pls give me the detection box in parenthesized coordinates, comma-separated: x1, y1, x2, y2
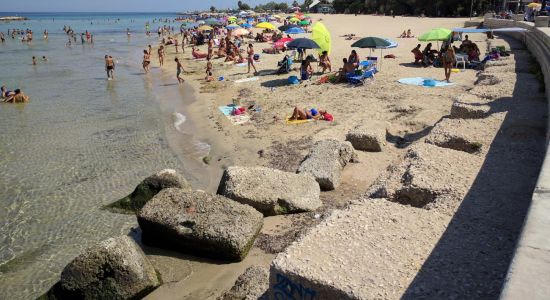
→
(1, 0, 298, 13)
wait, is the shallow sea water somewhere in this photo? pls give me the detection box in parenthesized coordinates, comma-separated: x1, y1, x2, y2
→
(0, 13, 190, 299)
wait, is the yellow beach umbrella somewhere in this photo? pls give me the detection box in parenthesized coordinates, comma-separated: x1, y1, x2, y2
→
(198, 25, 213, 31)
(256, 22, 275, 30)
(289, 17, 300, 23)
(232, 28, 249, 36)
(228, 16, 237, 20)
(311, 22, 331, 55)
(528, 2, 542, 8)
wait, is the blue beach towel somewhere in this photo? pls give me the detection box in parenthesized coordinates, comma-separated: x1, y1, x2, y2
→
(218, 105, 236, 116)
(398, 77, 454, 87)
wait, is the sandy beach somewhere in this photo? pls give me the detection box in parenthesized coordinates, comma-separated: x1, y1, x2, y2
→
(136, 14, 547, 299)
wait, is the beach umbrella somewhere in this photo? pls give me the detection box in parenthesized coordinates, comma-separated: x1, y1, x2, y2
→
(228, 16, 237, 21)
(241, 23, 252, 28)
(197, 20, 206, 24)
(256, 22, 276, 30)
(205, 18, 221, 25)
(351, 37, 391, 48)
(278, 24, 299, 31)
(527, 2, 542, 8)
(232, 28, 249, 36)
(198, 25, 214, 31)
(418, 28, 452, 42)
(287, 38, 320, 49)
(352, 37, 392, 70)
(289, 17, 300, 23)
(274, 37, 294, 49)
(183, 23, 199, 29)
(273, 15, 282, 19)
(299, 20, 310, 26)
(311, 22, 331, 55)
(226, 24, 239, 30)
(285, 27, 305, 34)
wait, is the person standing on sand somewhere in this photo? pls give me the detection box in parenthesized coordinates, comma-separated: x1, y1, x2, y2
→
(105, 55, 115, 80)
(174, 37, 179, 54)
(158, 45, 165, 67)
(207, 38, 213, 60)
(175, 58, 184, 84)
(148, 44, 152, 56)
(32, 56, 36, 65)
(247, 44, 257, 74)
(206, 58, 213, 79)
(441, 45, 456, 82)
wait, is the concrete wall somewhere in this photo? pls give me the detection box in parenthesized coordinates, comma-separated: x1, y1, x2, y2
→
(484, 17, 550, 300)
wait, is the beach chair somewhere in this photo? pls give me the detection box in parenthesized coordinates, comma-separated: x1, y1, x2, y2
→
(455, 54, 467, 69)
(366, 56, 378, 68)
(346, 67, 377, 86)
(277, 56, 292, 75)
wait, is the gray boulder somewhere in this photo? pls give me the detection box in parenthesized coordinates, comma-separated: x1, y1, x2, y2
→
(105, 169, 191, 213)
(137, 188, 263, 261)
(218, 266, 269, 300)
(217, 166, 321, 216)
(297, 139, 356, 191)
(346, 124, 386, 152)
(41, 236, 160, 300)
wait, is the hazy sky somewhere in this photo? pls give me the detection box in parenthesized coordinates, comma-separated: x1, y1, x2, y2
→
(1, 0, 298, 12)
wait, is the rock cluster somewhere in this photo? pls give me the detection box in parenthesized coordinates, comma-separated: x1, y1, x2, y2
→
(217, 166, 321, 216)
(137, 188, 263, 261)
(298, 139, 356, 190)
(41, 236, 160, 299)
(345, 123, 386, 152)
(105, 169, 191, 213)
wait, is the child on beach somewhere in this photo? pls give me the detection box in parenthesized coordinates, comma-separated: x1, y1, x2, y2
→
(175, 58, 184, 84)
(32, 56, 36, 65)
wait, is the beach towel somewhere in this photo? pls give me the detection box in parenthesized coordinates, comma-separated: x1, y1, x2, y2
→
(398, 77, 455, 87)
(218, 105, 251, 125)
(285, 117, 314, 125)
(235, 77, 259, 83)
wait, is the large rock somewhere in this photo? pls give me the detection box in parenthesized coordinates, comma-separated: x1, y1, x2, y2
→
(345, 123, 386, 152)
(425, 118, 489, 153)
(297, 139, 356, 191)
(105, 169, 191, 213)
(41, 236, 160, 300)
(217, 166, 321, 216)
(219, 266, 269, 300)
(137, 188, 263, 261)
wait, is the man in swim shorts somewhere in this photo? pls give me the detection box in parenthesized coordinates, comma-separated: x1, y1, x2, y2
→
(105, 55, 115, 80)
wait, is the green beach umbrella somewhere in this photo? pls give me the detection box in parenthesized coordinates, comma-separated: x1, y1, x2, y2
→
(299, 20, 309, 26)
(351, 37, 391, 48)
(418, 28, 452, 41)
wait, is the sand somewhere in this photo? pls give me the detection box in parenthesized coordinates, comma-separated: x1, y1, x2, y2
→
(141, 14, 546, 299)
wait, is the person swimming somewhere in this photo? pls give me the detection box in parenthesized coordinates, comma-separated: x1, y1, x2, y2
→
(3, 89, 29, 103)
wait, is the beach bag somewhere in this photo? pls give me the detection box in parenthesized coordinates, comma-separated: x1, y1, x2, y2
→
(288, 76, 300, 85)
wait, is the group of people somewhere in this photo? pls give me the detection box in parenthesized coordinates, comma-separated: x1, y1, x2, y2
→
(1, 86, 29, 103)
(398, 29, 415, 38)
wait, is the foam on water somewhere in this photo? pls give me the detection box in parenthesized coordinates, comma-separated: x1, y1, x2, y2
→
(173, 112, 187, 132)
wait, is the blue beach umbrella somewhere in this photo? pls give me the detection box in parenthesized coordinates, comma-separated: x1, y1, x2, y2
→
(183, 23, 199, 29)
(285, 27, 305, 35)
(226, 24, 239, 30)
(241, 23, 252, 28)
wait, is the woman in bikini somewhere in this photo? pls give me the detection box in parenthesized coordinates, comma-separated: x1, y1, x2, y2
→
(247, 44, 257, 74)
(158, 45, 165, 67)
(143, 49, 151, 73)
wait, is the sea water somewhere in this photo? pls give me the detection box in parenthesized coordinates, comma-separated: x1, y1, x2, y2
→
(0, 12, 194, 299)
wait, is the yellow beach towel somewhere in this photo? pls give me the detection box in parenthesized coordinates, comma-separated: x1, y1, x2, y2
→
(285, 117, 314, 125)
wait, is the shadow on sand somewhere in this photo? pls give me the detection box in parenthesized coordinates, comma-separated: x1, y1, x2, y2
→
(402, 37, 547, 299)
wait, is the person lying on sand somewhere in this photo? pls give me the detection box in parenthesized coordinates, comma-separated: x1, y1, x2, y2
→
(3, 89, 29, 103)
(289, 107, 333, 121)
(262, 47, 280, 54)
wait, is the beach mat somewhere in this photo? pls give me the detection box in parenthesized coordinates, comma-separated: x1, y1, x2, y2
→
(398, 77, 454, 87)
(285, 116, 314, 125)
(218, 105, 250, 125)
(235, 77, 259, 83)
